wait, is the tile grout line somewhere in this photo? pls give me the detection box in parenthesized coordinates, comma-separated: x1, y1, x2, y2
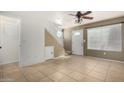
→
(104, 62, 112, 82)
(18, 67, 30, 82)
(80, 62, 104, 81)
(37, 70, 54, 81)
(57, 71, 78, 82)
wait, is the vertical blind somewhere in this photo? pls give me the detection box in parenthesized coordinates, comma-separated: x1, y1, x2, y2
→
(87, 24, 122, 52)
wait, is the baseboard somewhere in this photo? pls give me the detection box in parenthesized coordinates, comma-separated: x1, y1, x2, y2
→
(0, 60, 19, 65)
(19, 59, 45, 67)
(53, 55, 66, 59)
(86, 56, 124, 64)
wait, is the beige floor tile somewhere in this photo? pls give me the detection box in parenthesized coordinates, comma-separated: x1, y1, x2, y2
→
(0, 65, 3, 80)
(87, 71, 106, 81)
(35, 66, 48, 72)
(76, 67, 92, 75)
(93, 67, 108, 74)
(1, 55, 124, 82)
(59, 76, 77, 82)
(68, 71, 86, 81)
(105, 70, 124, 82)
(0, 71, 3, 81)
(105, 74, 124, 82)
(45, 63, 58, 70)
(3, 71, 26, 82)
(109, 66, 124, 74)
(40, 77, 53, 82)
(3, 65, 20, 73)
(48, 72, 66, 81)
(40, 68, 57, 76)
(23, 71, 45, 82)
(67, 64, 80, 70)
(3, 68, 21, 75)
(83, 76, 104, 82)
(21, 67, 39, 74)
(0, 66, 2, 71)
(58, 68, 73, 75)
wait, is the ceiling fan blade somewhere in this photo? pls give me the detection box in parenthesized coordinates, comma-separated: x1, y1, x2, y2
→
(81, 11, 92, 16)
(69, 14, 76, 16)
(82, 16, 93, 19)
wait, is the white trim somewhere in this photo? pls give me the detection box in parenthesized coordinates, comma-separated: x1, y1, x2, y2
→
(43, 28, 46, 62)
(0, 60, 19, 65)
(53, 55, 68, 59)
(18, 19, 21, 67)
(86, 56, 124, 64)
(19, 60, 46, 67)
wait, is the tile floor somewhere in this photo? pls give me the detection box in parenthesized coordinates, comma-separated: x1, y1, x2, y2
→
(0, 55, 124, 82)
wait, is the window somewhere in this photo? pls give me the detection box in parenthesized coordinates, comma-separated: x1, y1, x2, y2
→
(87, 24, 122, 52)
(57, 30, 62, 38)
(73, 32, 80, 36)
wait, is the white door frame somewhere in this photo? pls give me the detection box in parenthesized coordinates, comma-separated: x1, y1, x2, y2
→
(18, 20, 21, 67)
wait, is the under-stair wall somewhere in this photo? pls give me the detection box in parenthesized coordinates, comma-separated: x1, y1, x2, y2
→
(45, 29, 65, 57)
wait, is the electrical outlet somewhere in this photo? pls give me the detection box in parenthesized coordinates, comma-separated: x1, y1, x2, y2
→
(104, 52, 106, 55)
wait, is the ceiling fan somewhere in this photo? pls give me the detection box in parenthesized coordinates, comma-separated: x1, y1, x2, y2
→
(69, 11, 93, 23)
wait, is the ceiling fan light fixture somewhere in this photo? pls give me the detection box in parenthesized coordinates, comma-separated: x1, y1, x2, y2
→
(69, 11, 93, 24)
(75, 18, 83, 24)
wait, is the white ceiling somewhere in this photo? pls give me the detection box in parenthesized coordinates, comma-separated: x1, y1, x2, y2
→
(2, 11, 124, 28)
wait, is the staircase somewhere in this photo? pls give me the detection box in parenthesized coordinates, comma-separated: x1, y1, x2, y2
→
(45, 29, 65, 57)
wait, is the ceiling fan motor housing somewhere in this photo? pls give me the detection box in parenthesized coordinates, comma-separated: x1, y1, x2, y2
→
(70, 11, 93, 23)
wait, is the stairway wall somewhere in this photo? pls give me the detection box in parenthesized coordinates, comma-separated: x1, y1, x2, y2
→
(45, 29, 65, 57)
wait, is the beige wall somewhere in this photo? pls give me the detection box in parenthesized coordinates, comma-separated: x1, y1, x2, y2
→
(64, 16, 124, 61)
(45, 29, 65, 57)
(64, 29, 72, 51)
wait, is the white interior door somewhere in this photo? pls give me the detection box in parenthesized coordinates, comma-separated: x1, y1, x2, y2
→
(0, 16, 20, 65)
(45, 46, 54, 60)
(72, 30, 83, 55)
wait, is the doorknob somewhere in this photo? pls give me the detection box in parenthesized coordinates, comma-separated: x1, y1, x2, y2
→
(0, 46, 2, 49)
